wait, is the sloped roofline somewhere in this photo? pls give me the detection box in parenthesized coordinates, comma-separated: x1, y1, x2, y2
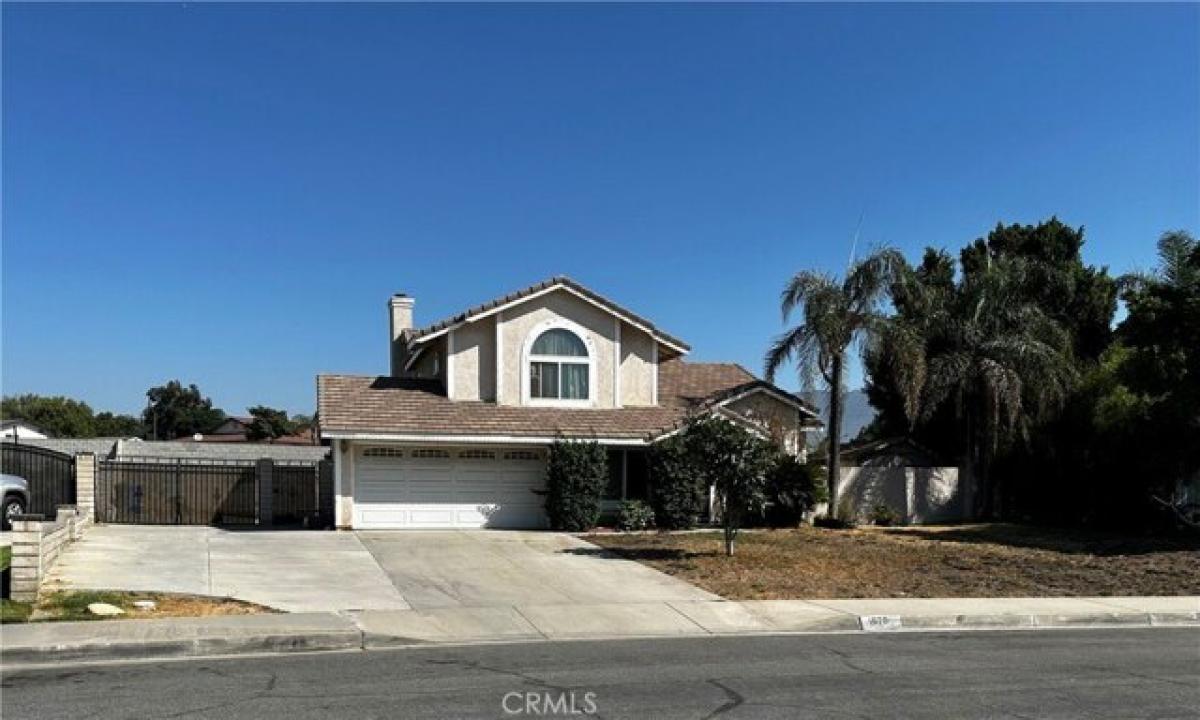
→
(406, 276, 691, 355)
(707, 379, 822, 419)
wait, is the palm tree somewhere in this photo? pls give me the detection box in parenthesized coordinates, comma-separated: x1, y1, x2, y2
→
(765, 248, 905, 520)
(888, 255, 1078, 517)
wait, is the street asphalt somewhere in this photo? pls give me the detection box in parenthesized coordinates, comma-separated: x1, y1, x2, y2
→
(2, 628, 1197, 719)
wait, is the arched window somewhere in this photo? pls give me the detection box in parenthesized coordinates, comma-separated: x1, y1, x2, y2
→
(528, 328, 589, 400)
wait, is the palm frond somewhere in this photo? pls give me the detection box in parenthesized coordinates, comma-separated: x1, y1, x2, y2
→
(844, 247, 906, 315)
(764, 324, 822, 391)
(779, 272, 838, 324)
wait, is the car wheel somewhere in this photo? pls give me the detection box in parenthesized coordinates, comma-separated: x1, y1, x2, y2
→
(2, 495, 26, 531)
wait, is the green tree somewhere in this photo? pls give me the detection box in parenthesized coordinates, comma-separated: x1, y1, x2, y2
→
(93, 411, 144, 438)
(1116, 230, 1200, 513)
(684, 418, 773, 556)
(764, 248, 905, 520)
(870, 252, 1079, 518)
(960, 218, 1117, 361)
(245, 406, 297, 441)
(0, 394, 96, 438)
(143, 381, 225, 440)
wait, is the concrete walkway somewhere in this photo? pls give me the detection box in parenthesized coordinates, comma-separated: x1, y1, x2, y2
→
(3, 596, 1196, 666)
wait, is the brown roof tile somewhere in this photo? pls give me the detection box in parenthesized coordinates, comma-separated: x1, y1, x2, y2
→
(318, 360, 814, 441)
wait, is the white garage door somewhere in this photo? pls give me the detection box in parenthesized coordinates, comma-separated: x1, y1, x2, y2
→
(353, 446, 548, 529)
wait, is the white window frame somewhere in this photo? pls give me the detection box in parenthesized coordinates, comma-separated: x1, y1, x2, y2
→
(521, 319, 596, 408)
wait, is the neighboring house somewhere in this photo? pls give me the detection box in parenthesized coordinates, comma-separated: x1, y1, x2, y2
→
(203, 416, 255, 438)
(0, 437, 122, 458)
(114, 438, 329, 464)
(0, 437, 329, 464)
(188, 417, 317, 446)
(318, 276, 821, 530)
(0, 420, 49, 440)
(827, 437, 967, 524)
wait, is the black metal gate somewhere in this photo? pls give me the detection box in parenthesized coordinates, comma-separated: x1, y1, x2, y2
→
(0, 443, 76, 515)
(97, 459, 257, 525)
(96, 457, 332, 527)
(273, 463, 320, 525)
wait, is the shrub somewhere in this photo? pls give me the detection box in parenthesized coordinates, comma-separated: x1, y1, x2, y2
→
(868, 504, 902, 527)
(814, 515, 857, 530)
(649, 435, 705, 529)
(544, 439, 608, 531)
(617, 500, 655, 531)
(763, 454, 827, 527)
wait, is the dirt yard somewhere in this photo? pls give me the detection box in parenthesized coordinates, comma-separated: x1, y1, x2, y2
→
(586, 524, 1200, 599)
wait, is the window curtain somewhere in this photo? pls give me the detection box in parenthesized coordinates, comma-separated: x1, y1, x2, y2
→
(561, 364, 588, 399)
(532, 329, 587, 356)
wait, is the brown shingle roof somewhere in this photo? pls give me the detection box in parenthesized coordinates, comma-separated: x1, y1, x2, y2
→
(318, 361, 816, 441)
(318, 375, 688, 440)
(407, 276, 691, 353)
(657, 359, 755, 408)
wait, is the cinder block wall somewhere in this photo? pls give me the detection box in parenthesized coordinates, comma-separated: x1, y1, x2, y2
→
(9, 507, 80, 603)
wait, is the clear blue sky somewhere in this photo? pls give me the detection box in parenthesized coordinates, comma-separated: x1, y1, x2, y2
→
(3, 3, 1197, 417)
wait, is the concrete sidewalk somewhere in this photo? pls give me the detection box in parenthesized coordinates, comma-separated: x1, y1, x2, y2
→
(3, 596, 1196, 667)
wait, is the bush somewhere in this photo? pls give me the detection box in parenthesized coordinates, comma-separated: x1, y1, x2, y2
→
(617, 500, 655, 531)
(544, 439, 608, 531)
(763, 454, 827, 527)
(814, 515, 857, 530)
(649, 435, 705, 529)
(868, 504, 902, 527)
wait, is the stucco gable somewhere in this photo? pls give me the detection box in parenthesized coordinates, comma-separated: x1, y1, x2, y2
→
(406, 276, 690, 355)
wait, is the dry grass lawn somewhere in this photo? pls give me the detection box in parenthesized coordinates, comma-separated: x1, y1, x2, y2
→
(26, 591, 273, 622)
(587, 524, 1200, 599)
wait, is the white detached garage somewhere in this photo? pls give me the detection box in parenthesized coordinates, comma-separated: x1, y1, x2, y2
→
(352, 446, 549, 530)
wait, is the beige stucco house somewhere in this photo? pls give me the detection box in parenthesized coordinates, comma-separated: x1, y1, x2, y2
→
(318, 277, 820, 529)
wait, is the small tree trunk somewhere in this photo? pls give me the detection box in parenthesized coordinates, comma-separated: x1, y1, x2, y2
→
(721, 491, 736, 556)
(827, 354, 844, 520)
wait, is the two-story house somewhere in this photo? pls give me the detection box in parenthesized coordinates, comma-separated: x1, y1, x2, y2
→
(317, 277, 820, 529)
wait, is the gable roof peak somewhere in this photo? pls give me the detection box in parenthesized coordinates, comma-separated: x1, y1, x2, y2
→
(407, 275, 690, 353)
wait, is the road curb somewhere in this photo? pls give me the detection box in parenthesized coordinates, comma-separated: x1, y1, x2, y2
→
(857, 612, 1200, 632)
(1, 631, 364, 666)
(3, 608, 1196, 668)
(0, 612, 364, 667)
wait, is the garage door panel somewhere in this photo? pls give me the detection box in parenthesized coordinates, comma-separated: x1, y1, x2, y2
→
(353, 448, 547, 529)
(358, 506, 409, 528)
(407, 507, 459, 528)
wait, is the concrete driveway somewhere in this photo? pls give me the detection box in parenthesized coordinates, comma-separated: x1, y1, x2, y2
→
(357, 530, 717, 609)
(49, 526, 714, 613)
(49, 526, 411, 613)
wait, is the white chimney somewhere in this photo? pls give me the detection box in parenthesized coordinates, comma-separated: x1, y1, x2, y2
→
(389, 294, 415, 376)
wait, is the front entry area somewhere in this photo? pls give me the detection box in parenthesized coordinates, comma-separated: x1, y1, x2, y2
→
(352, 446, 548, 529)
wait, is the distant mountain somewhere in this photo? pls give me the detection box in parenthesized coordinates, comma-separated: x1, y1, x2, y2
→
(802, 390, 876, 447)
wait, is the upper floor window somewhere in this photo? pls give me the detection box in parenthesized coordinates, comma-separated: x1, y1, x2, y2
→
(529, 328, 589, 401)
